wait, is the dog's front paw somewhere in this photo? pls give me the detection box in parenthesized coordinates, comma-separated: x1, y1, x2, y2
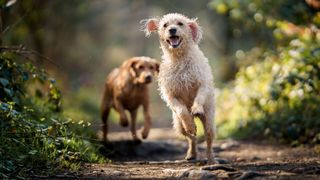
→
(141, 127, 150, 139)
(184, 153, 197, 161)
(191, 103, 204, 118)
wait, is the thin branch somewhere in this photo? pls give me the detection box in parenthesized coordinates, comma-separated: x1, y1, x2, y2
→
(1, 12, 28, 35)
(1, 0, 31, 36)
(0, 45, 59, 67)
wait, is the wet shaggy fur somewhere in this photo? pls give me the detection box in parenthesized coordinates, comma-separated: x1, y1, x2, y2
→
(101, 57, 159, 142)
(142, 13, 216, 163)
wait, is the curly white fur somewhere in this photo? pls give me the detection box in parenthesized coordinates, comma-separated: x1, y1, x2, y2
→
(142, 13, 216, 163)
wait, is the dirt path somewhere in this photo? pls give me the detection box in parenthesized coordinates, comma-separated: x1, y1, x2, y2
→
(77, 128, 319, 179)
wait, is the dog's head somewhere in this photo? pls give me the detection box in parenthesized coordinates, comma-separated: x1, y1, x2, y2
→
(141, 13, 202, 50)
(124, 57, 159, 84)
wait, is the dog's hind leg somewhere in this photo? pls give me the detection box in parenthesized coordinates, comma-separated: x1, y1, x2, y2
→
(173, 112, 197, 160)
(101, 93, 112, 142)
(201, 103, 215, 164)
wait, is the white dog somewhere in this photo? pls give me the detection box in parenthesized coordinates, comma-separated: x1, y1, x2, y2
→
(141, 13, 215, 163)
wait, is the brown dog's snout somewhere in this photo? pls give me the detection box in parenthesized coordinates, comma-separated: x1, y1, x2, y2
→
(145, 74, 152, 83)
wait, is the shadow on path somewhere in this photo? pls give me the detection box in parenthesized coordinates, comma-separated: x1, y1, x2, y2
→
(99, 140, 186, 162)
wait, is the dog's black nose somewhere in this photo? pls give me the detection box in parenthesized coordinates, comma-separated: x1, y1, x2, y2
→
(145, 75, 152, 83)
(169, 28, 177, 35)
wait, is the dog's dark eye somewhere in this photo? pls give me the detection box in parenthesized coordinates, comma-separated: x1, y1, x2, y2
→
(163, 23, 168, 28)
(138, 66, 144, 70)
(149, 66, 154, 70)
(177, 22, 183, 26)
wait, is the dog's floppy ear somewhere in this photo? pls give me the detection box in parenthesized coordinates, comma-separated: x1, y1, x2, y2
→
(129, 59, 139, 78)
(154, 61, 160, 74)
(140, 18, 159, 37)
(123, 58, 139, 78)
(188, 18, 203, 44)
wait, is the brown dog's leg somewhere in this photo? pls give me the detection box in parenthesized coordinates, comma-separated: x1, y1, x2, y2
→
(129, 109, 140, 141)
(113, 97, 129, 127)
(101, 107, 110, 142)
(141, 98, 151, 139)
(101, 94, 111, 142)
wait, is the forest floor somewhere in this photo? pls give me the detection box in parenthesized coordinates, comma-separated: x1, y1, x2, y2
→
(71, 128, 319, 179)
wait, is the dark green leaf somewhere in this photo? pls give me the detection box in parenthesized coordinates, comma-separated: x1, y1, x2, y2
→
(4, 88, 13, 97)
(0, 78, 9, 87)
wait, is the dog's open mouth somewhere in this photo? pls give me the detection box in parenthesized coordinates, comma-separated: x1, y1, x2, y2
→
(167, 36, 182, 48)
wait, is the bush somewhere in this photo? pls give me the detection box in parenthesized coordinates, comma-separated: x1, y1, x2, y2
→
(0, 51, 106, 178)
(217, 32, 320, 144)
(211, 0, 320, 144)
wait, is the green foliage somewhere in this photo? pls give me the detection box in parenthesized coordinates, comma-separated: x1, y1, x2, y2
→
(0, 52, 106, 178)
(217, 37, 320, 144)
(212, 0, 320, 144)
(209, 0, 319, 49)
(62, 87, 123, 143)
(209, 0, 317, 29)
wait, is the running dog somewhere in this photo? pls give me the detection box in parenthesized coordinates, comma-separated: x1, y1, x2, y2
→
(101, 57, 159, 142)
(141, 13, 216, 163)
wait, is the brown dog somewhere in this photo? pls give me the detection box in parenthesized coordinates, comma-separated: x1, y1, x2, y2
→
(101, 56, 159, 142)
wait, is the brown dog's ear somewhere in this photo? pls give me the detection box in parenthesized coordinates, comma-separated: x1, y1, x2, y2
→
(129, 59, 138, 78)
(154, 61, 160, 74)
(149, 59, 160, 74)
(123, 58, 139, 78)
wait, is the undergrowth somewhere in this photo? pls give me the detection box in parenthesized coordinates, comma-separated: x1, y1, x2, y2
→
(0, 51, 107, 179)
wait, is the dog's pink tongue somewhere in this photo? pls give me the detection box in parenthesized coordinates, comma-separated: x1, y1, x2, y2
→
(170, 37, 179, 46)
